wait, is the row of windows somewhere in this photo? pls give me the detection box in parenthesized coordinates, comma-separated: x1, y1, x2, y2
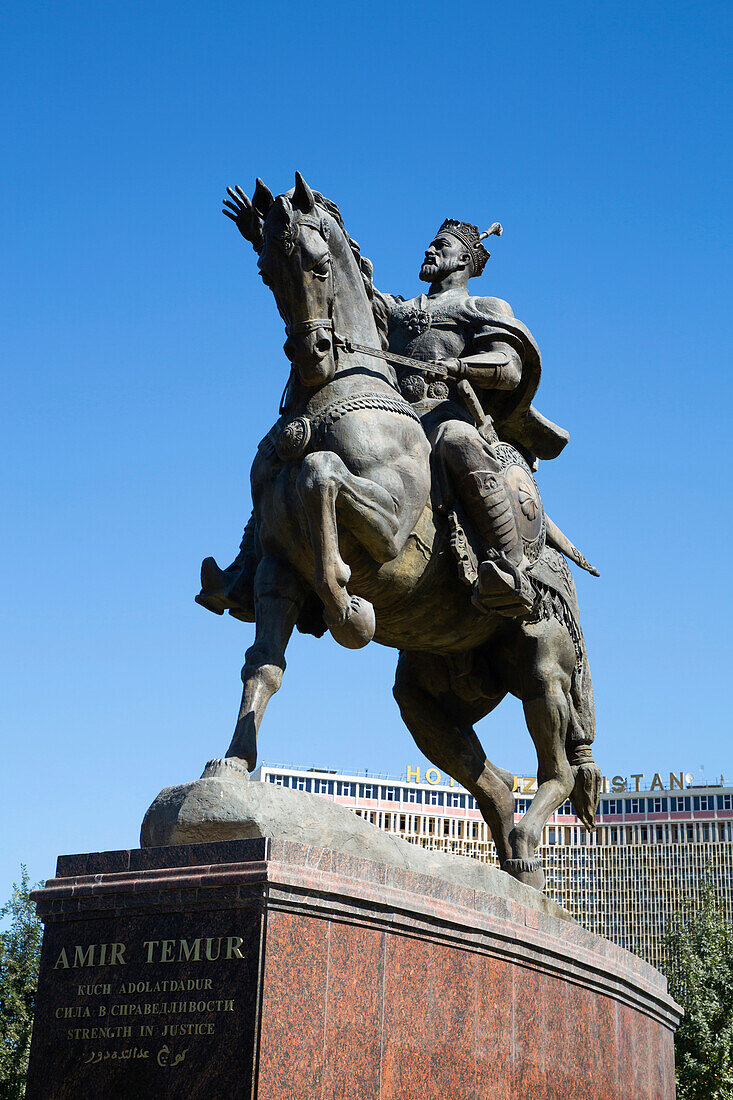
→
(354, 810, 483, 839)
(266, 774, 732, 818)
(266, 774, 473, 808)
(597, 822, 732, 844)
(353, 813, 733, 848)
(597, 794, 728, 815)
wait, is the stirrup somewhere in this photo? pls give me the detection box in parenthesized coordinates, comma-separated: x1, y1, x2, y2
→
(473, 556, 534, 617)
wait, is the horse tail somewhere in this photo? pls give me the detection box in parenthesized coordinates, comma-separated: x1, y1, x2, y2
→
(545, 516, 600, 577)
(547, 562, 601, 829)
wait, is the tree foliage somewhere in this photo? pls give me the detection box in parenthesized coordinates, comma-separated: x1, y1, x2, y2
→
(0, 868, 43, 1100)
(663, 873, 733, 1100)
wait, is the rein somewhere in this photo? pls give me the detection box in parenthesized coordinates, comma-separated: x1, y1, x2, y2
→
(334, 336, 449, 377)
(284, 318, 449, 378)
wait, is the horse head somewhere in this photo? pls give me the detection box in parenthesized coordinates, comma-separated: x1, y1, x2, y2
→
(224, 172, 384, 390)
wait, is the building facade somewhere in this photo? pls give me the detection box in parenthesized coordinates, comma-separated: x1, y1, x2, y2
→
(252, 763, 733, 969)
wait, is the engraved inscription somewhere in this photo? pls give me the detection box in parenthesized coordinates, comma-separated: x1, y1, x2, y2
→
(43, 929, 247, 1069)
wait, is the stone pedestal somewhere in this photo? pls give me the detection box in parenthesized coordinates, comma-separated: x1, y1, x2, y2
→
(28, 838, 681, 1099)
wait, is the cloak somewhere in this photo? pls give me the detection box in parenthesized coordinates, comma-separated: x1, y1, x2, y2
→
(460, 296, 569, 461)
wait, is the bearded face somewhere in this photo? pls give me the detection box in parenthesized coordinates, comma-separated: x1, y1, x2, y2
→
(419, 233, 471, 283)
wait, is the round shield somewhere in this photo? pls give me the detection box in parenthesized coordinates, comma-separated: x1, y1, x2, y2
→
(495, 443, 545, 562)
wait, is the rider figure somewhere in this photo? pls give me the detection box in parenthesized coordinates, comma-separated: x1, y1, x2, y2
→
(377, 220, 569, 616)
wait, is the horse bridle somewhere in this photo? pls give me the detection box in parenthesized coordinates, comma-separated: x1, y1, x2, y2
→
(285, 317, 335, 337)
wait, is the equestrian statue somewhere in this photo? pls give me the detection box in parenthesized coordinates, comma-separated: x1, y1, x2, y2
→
(196, 173, 601, 891)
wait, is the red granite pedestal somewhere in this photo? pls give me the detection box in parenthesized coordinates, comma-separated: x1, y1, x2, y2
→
(28, 839, 681, 1099)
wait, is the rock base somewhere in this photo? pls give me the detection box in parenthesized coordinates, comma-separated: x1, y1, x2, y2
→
(140, 758, 568, 920)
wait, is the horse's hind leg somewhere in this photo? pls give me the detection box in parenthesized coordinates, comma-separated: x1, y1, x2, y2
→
(296, 450, 416, 649)
(504, 619, 577, 888)
(393, 651, 515, 866)
(226, 556, 306, 769)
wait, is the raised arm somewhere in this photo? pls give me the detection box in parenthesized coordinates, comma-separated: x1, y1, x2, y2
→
(222, 179, 277, 253)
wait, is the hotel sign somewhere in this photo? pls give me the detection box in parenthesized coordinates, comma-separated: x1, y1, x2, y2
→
(404, 766, 695, 794)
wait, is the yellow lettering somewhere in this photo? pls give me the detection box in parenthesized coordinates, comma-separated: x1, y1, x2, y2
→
(54, 948, 70, 970)
(631, 774, 643, 791)
(226, 936, 244, 960)
(161, 940, 176, 963)
(522, 777, 537, 794)
(143, 941, 158, 964)
(425, 769, 440, 785)
(406, 765, 420, 783)
(670, 772, 685, 790)
(611, 776, 627, 792)
(109, 943, 126, 966)
(178, 938, 201, 962)
(650, 773, 664, 791)
(205, 938, 221, 962)
(74, 945, 95, 968)
(601, 776, 609, 793)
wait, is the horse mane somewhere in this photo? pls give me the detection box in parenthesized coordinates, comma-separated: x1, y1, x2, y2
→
(313, 192, 389, 350)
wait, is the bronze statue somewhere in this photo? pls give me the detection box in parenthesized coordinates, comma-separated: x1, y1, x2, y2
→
(197, 173, 601, 890)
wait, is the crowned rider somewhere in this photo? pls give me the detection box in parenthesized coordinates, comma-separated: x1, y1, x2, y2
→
(375, 220, 569, 616)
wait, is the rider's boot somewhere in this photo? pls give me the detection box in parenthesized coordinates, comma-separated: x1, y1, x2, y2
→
(196, 514, 257, 622)
(456, 469, 534, 617)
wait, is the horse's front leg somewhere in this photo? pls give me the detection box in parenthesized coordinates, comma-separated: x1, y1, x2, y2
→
(226, 555, 306, 768)
(296, 450, 411, 649)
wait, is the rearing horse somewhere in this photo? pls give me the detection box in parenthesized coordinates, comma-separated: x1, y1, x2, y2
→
(202, 173, 601, 890)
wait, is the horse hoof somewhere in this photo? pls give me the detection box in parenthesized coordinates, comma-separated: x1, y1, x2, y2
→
(502, 855, 545, 891)
(327, 595, 376, 649)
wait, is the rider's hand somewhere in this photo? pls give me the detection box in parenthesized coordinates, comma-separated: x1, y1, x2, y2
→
(222, 186, 262, 248)
(437, 357, 464, 378)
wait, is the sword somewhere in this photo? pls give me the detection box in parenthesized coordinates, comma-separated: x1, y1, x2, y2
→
(335, 337, 448, 376)
(335, 337, 509, 380)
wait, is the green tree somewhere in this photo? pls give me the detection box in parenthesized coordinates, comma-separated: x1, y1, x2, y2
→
(0, 869, 43, 1100)
(663, 873, 733, 1099)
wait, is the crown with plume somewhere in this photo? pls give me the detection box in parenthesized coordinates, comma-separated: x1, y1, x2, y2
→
(438, 219, 503, 276)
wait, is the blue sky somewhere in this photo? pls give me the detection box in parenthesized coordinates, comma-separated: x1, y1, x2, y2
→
(1, 0, 731, 896)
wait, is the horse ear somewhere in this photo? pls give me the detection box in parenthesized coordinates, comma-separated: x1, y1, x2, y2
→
(293, 171, 315, 214)
(253, 178, 274, 217)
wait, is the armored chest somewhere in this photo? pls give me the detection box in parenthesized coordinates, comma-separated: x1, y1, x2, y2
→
(389, 296, 468, 361)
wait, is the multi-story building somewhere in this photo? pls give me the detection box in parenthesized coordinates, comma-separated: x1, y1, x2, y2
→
(252, 762, 733, 969)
